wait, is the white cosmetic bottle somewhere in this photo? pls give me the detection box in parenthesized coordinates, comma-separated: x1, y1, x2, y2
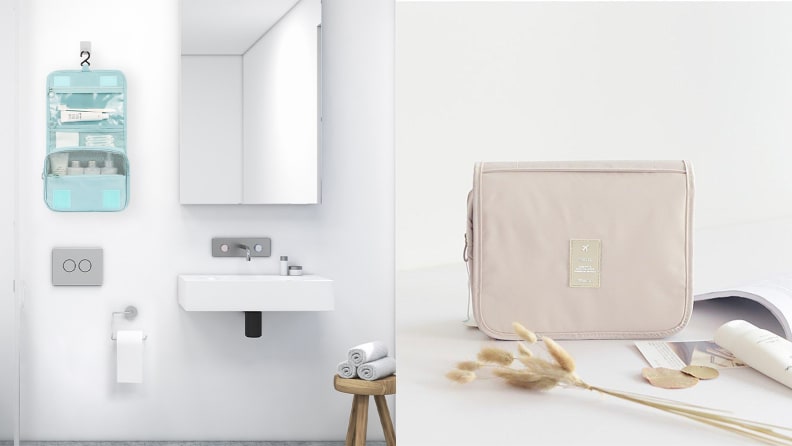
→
(84, 160, 100, 175)
(101, 154, 118, 175)
(280, 256, 289, 276)
(714, 320, 792, 390)
(66, 160, 84, 175)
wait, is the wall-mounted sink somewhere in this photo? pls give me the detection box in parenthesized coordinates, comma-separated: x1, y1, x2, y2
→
(177, 274, 334, 312)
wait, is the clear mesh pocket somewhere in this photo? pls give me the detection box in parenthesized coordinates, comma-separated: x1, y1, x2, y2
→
(48, 91, 125, 128)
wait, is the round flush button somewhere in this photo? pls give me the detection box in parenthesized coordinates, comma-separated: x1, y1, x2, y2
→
(78, 259, 92, 272)
(62, 259, 76, 272)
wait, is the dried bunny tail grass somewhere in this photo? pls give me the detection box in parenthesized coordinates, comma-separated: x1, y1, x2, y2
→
(493, 367, 560, 391)
(446, 369, 477, 384)
(505, 376, 560, 391)
(517, 355, 534, 368)
(517, 342, 533, 357)
(448, 323, 792, 446)
(518, 356, 574, 382)
(492, 367, 539, 381)
(456, 361, 480, 371)
(512, 322, 538, 343)
(477, 347, 514, 366)
(543, 336, 576, 373)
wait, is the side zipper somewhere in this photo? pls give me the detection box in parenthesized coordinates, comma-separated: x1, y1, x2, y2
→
(462, 189, 478, 327)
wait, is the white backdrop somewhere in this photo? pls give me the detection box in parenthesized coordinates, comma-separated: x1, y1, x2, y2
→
(396, 1, 792, 271)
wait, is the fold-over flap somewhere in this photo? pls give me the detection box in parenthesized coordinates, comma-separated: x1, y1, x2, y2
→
(470, 160, 694, 340)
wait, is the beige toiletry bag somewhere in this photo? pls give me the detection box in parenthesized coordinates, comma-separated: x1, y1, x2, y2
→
(465, 161, 694, 340)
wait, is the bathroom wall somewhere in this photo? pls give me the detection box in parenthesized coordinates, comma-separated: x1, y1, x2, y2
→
(17, 0, 393, 440)
(0, 0, 17, 440)
(396, 1, 792, 270)
(243, 0, 321, 204)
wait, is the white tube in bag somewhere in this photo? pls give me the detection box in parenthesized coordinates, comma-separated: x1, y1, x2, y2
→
(60, 110, 108, 122)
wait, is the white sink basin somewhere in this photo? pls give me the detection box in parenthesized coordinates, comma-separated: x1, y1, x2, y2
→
(177, 274, 334, 312)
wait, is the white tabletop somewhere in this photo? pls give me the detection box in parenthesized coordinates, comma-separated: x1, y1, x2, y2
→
(396, 258, 792, 446)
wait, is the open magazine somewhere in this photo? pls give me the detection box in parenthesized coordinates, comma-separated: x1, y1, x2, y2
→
(637, 275, 792, 369)
(694, 275, 792, 341)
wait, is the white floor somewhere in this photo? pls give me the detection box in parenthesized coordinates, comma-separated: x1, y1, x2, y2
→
(396, 261, 791, 446)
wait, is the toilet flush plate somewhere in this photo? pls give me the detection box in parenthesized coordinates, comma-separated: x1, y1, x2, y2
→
(52, 247, 103, 286)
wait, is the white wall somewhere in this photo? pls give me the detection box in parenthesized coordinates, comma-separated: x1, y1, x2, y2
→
(244, 0, 321, 204)
(0, 0, 17, 440)
(18, 0, 393, 440)
(180, 55, 243, 204)
(396, 2, 792, 270)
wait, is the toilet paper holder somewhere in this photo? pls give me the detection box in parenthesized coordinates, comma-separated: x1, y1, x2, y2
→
(111, 305, 148, 341)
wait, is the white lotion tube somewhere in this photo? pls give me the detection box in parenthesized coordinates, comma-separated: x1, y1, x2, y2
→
(714, 320, 792, 390)
(49, 152, 69, 175)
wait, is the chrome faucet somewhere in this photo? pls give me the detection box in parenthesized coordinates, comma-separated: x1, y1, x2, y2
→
(238, 244, 252, 262)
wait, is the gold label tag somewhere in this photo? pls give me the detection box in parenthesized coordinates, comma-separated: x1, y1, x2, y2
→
(569, 239, 601, 288)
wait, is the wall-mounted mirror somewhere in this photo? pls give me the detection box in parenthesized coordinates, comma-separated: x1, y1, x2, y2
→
(180, 0, 321, 204)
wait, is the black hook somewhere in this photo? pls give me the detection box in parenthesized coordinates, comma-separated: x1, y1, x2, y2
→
(80, 50, 90, 67)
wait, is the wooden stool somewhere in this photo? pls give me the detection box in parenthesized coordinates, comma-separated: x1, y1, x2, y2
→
(334, 374, 396, 446)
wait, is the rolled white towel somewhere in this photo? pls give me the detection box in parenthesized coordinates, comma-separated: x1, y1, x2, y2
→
(337, 360, 357, 379)
(348, 341, 388, 366)
(358, 356, 396, 381)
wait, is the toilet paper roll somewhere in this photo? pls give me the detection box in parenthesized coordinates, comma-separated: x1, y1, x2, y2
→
(116, 330, 143, 383)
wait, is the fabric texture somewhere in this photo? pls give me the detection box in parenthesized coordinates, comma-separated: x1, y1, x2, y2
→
(466, 160, 694, 340)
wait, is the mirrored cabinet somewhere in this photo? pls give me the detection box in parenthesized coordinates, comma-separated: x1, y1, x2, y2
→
(180, 0, 322, 204)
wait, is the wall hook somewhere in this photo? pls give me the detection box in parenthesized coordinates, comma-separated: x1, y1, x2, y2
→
(80, 41, 91, 69)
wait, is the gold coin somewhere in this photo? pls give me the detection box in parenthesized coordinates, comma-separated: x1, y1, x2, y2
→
(681, 365, 719, 380)
(642, 367, 699, 389)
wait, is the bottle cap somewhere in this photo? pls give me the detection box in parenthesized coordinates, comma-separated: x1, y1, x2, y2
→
(280, 256, 288, 261)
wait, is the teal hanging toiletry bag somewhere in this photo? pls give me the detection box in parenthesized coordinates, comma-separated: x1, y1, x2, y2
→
(43, 68, 129, 211)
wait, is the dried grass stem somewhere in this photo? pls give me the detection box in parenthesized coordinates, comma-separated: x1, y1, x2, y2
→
(447, 321, 792, 446)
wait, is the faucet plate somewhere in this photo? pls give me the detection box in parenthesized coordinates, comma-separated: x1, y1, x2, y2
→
(211, 237, 272, 259)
